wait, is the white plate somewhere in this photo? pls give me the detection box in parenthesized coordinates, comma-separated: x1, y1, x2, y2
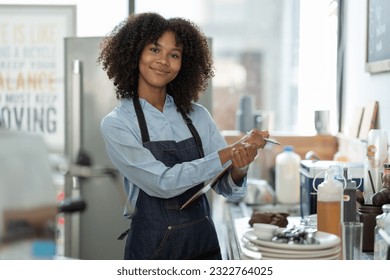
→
(242, 242, 341, 260)
(260, 248, 340, 260)
(261, 253, 340, 260)
(243, 230, 340, 251)
(242, 237, 341, 257)
(241, 246, 262, 260)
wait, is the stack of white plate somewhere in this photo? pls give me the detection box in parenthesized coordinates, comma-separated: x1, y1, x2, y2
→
(242, 230, 341, 260)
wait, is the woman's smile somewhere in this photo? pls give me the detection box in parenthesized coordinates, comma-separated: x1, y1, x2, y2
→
(150, 66, 170, 75)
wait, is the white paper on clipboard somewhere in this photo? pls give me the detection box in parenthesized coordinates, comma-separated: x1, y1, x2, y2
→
(180, 164, 231, 210)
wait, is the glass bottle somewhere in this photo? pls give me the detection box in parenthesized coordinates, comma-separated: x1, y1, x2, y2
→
(374, 204, 390, 259)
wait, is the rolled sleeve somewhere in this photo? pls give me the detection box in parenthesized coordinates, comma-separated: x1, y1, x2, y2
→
(212, 169, 247, 201)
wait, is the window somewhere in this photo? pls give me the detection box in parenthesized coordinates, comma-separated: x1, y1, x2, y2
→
(1, 0, 338, 134)
(136, 0, 339, 134)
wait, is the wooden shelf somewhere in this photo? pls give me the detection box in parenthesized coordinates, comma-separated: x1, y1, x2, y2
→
(222, 131, 338, 160)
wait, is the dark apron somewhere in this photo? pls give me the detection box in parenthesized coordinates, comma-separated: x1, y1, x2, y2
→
(123, 97, 221, 260)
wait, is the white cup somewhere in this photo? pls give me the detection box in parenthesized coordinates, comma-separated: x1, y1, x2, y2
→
(314, 110, 330, 135)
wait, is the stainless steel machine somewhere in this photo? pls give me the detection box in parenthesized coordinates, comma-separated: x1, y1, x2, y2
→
(63, 37, 129, 260)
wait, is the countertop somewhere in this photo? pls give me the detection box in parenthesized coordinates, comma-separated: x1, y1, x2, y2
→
(210, 193, 297, 259)
(214, 199, 374, 260)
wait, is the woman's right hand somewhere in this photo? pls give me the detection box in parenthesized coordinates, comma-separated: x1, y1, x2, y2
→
(218, 129, 269, 167)
(234, 129, 269, 150)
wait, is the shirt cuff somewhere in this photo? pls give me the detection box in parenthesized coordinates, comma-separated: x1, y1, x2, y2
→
(228, 171, 247, 188)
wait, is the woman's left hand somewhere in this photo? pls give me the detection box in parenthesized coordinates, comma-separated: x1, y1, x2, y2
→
(230, 142, 258, 183)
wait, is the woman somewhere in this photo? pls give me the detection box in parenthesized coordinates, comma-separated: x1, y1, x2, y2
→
(98, 12, 269, 260)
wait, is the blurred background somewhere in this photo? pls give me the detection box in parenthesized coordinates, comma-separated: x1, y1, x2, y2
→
(1, 0, 390, 260)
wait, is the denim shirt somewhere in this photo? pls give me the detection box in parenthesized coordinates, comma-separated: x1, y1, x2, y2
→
(101, 95, 246, 218)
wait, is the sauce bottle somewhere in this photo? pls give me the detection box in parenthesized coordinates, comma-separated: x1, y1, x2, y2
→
(317, 165, 344, 237)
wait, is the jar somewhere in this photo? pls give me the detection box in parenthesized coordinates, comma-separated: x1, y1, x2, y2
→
(374, 204, 390, 259)
(358, 205, 383, 252)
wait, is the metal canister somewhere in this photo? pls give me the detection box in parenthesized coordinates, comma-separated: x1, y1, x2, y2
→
(358, 205, 383, 251)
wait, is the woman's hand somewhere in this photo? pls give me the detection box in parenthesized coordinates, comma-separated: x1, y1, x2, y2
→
(234, 129, 269, 149)
(218, 129, 270, 184)
(230, 129, 269, 169)
(231, 142, 258, 169)
(230, 142, 258, 183)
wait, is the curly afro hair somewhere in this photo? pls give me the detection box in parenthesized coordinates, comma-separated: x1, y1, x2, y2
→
(98, 12, 214, 114)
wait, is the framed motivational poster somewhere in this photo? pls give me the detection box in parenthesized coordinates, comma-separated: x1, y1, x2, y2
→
(0, 5, 76, 152)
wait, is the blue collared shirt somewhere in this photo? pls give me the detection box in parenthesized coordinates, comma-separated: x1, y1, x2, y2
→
(101, 95, 246, 218)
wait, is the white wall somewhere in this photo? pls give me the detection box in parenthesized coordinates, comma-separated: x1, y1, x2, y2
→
(342, 0, 390, 136)
(0, 0, 128, 36)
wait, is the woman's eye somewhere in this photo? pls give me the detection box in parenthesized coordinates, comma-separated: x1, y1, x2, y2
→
(171, 53, 180, 59)
(150, 47, 159, 53)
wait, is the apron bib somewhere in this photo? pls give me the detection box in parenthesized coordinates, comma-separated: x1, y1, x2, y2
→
(124, 97, 221, 260)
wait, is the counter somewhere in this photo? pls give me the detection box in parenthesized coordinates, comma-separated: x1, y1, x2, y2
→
(213, 195, 300, 260)
(214, 199, 374, 260)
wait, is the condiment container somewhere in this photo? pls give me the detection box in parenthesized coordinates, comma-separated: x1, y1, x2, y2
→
(317, 165, 344, 237)
(358, 205, 383, 252)
(275, 145, 301, 204)
(342, 167, 357, 222)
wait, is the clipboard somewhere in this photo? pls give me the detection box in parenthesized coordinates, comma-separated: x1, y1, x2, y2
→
(180, 164, 231, 210)
(179, 138, 280, 210)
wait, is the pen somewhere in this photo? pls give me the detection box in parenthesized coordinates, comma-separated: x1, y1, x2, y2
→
(264, 138, 281, 145)
(245, 131, 280, 145)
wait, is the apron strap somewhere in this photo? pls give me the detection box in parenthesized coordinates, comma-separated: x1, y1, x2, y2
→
(178, 108, 205, 158)
(133, 96, 150, 143)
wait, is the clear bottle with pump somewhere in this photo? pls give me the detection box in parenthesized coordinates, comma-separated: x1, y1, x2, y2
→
(374, 204, 390, 259)
(275, 145, 301, 204)
(317, 165, 344, 237)
(342, 167, 357, 222)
